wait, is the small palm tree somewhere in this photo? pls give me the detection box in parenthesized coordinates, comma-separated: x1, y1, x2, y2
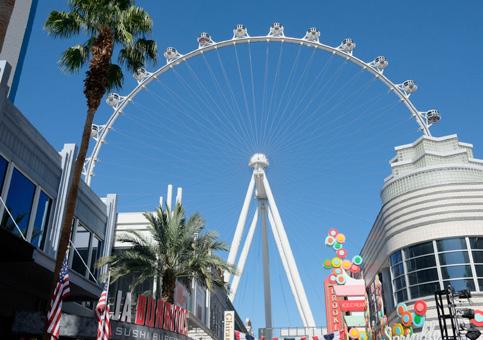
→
(44, 1, 156, 293)
(102, 204, 234, 303)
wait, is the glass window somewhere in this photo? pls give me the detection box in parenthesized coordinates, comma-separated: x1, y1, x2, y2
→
(408, 268, 438, 285)
(406, 254, 436, 272)
(404, 241, 434, 259)
(474, 265, 483, 277)
(395, 289, 408, 303)
(469, 237, 483, 250)
(31, 191, 52, 249)
(392, 263, 404, 277)
(479, 279, 483, 291)
(437, 238, 467, 252)
(89, 236, 102, 281)
(390, 251, 402, 265)
(443, 279, 475, 292)
(441, 265, 473, 280)
(410, 282, 440, 299)
(393, 276, 406, 291)
(0, 155, 7, 191)
(439, 251, 469, 266)
(72, 224, 91, 276)
(472, 251, 483, 264)
(1, 168, 35, 238)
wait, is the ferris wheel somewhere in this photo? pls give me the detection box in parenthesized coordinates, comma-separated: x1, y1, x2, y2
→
(85, 23, 442, 328)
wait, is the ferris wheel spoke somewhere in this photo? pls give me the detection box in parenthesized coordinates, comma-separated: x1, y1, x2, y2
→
(201, 53, 253, 150)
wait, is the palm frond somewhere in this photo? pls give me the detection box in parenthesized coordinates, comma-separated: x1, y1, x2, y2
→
(59, 44, 90, 72)
(44, 11, 82, 38)
(106, 63, 124, 90)
(120, 6, 153, 35)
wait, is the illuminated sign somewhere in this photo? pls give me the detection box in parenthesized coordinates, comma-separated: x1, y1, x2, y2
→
(338, 300, 366, 312)
(333, 284, 365, 296)
(324, 277, 344, 333)
(111, 291, 188, 336)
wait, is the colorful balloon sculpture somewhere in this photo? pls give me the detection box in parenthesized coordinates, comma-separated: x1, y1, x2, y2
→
(391, 300, 427, 335)
(322, 228, 363, 285)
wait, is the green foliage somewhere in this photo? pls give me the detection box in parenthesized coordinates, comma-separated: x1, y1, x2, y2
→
(99, 204, 235, 300)
(45, 0, 157, 89)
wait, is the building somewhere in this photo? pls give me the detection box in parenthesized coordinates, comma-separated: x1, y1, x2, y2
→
(0, 61, 118, 338)
(361, 134, 483, 336)
(114, 185, 248, 340)
(0, 0, 37, 100)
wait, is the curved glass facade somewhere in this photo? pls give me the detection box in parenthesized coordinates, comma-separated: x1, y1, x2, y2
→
(390, 236, 483, 303)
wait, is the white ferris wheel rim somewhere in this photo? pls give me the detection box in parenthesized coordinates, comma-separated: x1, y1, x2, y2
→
(85, 28, 437, 186)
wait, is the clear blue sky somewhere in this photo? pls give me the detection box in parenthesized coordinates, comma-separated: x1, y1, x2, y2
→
(14, 0, 483, 331)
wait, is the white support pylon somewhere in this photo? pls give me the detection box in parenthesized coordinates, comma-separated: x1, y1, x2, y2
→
(227, 154, 316, 328)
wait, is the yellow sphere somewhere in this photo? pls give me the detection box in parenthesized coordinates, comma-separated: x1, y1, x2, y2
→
(336, 233, 346, 244)
(349, 328, 360, 339)
(331, 257, 342, 268)
(342, 260, 352, 270)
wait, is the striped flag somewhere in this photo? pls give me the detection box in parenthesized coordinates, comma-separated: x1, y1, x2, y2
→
(46, 252, 70, 339)
(96, 280, 111, 340)
(235, 331, 255, 340)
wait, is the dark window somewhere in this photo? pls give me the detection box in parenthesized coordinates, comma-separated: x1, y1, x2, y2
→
(479, 279, 483, 291)
(441, 265, 473, 280)
(474, 265, 483, 277)
(472, 251, 483, 264)
(1, 168, 35, 238)
(0, 155, 7, 191)
(437, 238, 467, 252)
(469, 237, 483, 250)
(393, 276, 406, 290)
(408, 268, 438, 285)
(443, 279, 475, 292)
(406, 254, 436, 272)
(404, 242, 434, 259)
(395, 289, 408, 303)
(439, 251, 469, 266)
(410, 282, 440, 299)
(72, 224, 91, 276)
(31, 191, 52, 248)
(390, 251, 402, 265)
(89, 236, 102, 281)
(392, 263, 404, 277)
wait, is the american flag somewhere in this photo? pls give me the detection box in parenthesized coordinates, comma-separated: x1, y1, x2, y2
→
(46, 253, 70, 339)
(96, 280, 111, 340)
(323, 331, 341, 340)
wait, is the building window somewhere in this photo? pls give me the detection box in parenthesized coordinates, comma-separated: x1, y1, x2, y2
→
(72, 224, 91, 277)
(469, 237, 483, 291)
(89, 235, 102, 282)
(1, 168, 35, 238)
(31, 191, 52, 249)
(439, 251, 469, 266)
(403, 241, 439, 299)
(0, 155, 7, 191)
(390, 250, 407, 303)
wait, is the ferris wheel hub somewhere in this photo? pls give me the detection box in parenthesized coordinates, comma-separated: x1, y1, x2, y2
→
(249, 153, 269, 169)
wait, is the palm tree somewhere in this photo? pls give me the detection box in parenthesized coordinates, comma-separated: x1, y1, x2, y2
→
(102, 204, 234, 303)
(44, 1, 156, 293)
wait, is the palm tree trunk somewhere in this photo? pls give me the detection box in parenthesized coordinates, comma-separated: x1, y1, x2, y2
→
(46, 29, 114, 336)
(161, 270, 176, 304)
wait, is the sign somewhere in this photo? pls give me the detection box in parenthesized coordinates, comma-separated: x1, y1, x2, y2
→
(224, 311, 235, 340)
(333, 284, 366, 296)
(338, 300, 366, 312)
(111, 320, 189, 340)
(324, 277, 344, 333)
(111, 291, 189, 336)
(344, 315, 366, 327)
(470, 309, 483, 327)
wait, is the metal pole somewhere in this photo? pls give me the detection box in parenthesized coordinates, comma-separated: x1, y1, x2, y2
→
(260, 201, 273, 329)
(230, 208, 258, 301)
(263, 174, 316, 327)
(226, 174, 255, 283)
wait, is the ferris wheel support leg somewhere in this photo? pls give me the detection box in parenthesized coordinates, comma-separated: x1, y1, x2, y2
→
(260, 200, 273, 329)
(263, 175, 316, 328)
(229, 208, 259, 301)
(225, 174, 255, 283)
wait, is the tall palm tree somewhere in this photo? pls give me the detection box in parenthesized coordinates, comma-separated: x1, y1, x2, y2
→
(44, 0, 156, 294)
(102, 204, 234, 303)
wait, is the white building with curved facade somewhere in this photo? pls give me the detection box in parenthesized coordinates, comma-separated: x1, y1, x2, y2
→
(361, 134, 483, 330)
